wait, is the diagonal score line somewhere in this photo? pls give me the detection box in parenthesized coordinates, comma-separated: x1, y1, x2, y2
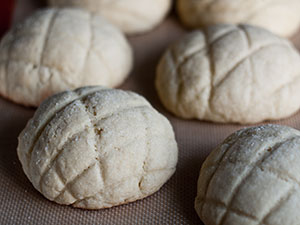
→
(257, 163, 300, 224)
(204, 28, 216, 116)
(271, 74, 300, 97)
(86, 14, 123, 84)
(80, 97, 106, 190)
(49, 94, 150, 201)
(26, 87, 105, 179)
(4, 10, 58, 97)
(202, 198, 258, 222)
(1, 58, 82, 90)
(199, 136, 244, 217)
(218, 136, 298, 225)
(72, 167, 176, 206)
(238, 25, 252, 47)
(97, 105, 150, 124)
(174, 27, 239, 110)
(262, 166, 300, 188)
(37, 9, 59, 82)
(202, 162, 300, 224)
(1, 59, 64, 75)
(61, 104, 169, 204)
(238, 25, 255, 115)
(174, 27, 239, 75)
(54, 164, 77, 201)
(213, 42, 289, 90)
(138, 109, 151, 194)
(78, 13, 93, 82)
(54, 162, 98, 201)
(38, 127, 90, 193)
(52, 95, 106, 201)
(259, 187, 295, 225)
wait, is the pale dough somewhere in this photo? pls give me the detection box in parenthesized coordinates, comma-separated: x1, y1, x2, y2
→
(0, 8, 133, 107)
(177, 0, 300, 37)
(48, 0, 172, 35)
(17, 86, 178, 209)
(195, 124, 300, 225)
(156, 24, 300, 124)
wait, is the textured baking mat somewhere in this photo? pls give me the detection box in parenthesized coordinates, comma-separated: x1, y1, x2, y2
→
(1, 0, 300, 224)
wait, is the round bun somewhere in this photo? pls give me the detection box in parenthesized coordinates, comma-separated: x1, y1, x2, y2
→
(195, 124, 300, 225)
(48, 0, 172, 35)
(0, 8, 133, 107)
(17, 86, 178, 209)
(156, 24, 300, 124)
(177, 0, 300, 37)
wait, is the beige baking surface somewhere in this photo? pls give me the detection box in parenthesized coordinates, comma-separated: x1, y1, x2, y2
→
(1, 0, 300, 224)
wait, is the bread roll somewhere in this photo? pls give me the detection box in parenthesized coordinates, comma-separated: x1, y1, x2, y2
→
(156, 24, 300, 124)
(17, 86, 178, 209)
(0, 8, 133, 106)
(195, 124, 300, 225)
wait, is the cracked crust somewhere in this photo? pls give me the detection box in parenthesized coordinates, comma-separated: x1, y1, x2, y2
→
(48, 0, 171, 35)
(0, 8, 133, 107)
(17, 86, 178, 209)
(177, 0, 300, 37)
(195, 124, 300, 225)
(156, 24, 300, 124)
